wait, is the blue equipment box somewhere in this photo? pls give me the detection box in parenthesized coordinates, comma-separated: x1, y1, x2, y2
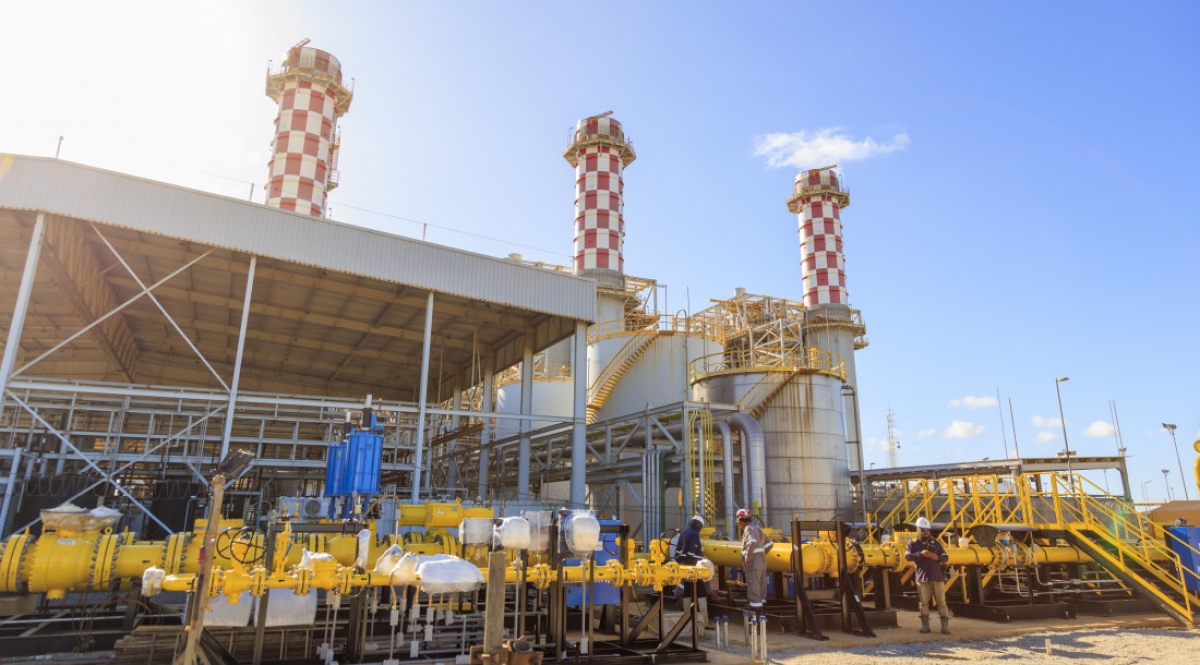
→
(324, 429, 383, 497)
(1166, 526, 1200, 592)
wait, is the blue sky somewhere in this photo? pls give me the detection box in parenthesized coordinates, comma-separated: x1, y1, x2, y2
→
(1, 2, 1197, 501)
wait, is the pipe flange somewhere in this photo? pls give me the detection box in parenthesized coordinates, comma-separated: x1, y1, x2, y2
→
(845, 541, 865, 573)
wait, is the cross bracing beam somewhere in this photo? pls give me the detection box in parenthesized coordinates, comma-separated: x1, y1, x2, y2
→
(11, 249, 215, 378)
(103, 276, 478, 353)
(3, 390, 172, 534)
(88, 223, 230, 391)
(40, 218, 139, 381)
(95, 238, 537, 329)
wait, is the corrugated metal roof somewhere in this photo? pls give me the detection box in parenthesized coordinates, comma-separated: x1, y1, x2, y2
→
(0, 155, 595, 322)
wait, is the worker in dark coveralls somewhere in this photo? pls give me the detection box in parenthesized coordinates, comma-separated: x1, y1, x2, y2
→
(675, 514, 710, 629)
(905, 516, 951, 634)
(737, 508, 772, 608)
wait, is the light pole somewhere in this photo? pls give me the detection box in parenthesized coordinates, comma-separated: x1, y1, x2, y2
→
(1141, 480, 1153, 502)
(179, 450, 254, 665)
(1054, 377, 1072, 475)
(1162, 469, 1172, 501)
(1162, 424, 1190, 501)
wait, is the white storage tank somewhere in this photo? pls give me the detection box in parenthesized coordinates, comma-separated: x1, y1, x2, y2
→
(691, 359, 852, 529)
(586, 315, 722, 423)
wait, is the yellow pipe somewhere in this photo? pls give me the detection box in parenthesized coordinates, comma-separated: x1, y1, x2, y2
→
(691, 534, 1091, 577)
(1193, 439, 1199, 500)
(5, 502, 487, 598)
(158, 558, 713, 599)
(6, 508, 1108, 599)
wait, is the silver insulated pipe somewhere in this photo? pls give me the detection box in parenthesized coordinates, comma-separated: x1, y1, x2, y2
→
(726, 412, 767, 516)
(715, 420, 736, 539)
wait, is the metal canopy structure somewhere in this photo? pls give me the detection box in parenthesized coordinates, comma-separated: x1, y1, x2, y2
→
(0, 155, 595, 534)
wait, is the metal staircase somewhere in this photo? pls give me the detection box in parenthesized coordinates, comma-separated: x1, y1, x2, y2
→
(866, 471, 1200, 626)
(1053, 479, 1200, 627)
(586, 330, 657, 423)
(736, 369, 797, 418)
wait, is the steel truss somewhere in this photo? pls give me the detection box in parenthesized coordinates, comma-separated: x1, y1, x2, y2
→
(0, 213, 591, 537)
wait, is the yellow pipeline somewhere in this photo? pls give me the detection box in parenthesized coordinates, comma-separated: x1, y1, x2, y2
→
(683, 533, 1093, 578)
(0, 502, 479, 598)
(156, 558, 712, 600)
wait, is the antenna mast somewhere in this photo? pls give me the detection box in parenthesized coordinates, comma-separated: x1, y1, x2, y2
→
(885, 409, 901, 468)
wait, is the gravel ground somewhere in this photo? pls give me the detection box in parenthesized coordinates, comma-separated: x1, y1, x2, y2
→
(712, 628, 1199, 664)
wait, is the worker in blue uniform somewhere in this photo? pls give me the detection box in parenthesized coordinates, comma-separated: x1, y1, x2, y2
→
(675, 514, 710, 629)
(905, 516, 950, 634)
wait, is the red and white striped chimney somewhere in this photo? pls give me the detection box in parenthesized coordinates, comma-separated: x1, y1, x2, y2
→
(563, 113, 636, 280)
(264, 43, 353, 217)
(787, 167, 851, 306)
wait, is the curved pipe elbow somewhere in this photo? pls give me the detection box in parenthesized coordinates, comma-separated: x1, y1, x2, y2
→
(725, 412, 766, 513)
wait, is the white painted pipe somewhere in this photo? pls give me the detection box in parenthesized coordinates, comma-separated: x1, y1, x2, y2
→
(726, 413, 766, 515)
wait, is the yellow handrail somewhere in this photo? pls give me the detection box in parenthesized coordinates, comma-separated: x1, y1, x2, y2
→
(588, 315, 724, 345)
(868, 471, 1200, 623)
(688, 346, 846, 384)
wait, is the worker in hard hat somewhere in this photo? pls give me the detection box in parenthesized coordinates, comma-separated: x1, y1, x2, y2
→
(675, 515, 711, 629)
(737, 508, 773, 608)
(906, 517, 950, 635)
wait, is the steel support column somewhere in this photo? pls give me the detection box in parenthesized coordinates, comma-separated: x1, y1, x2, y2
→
(219, 256, 256, 462)
(0, 448, 24, 537)
(0, 213, 45, 410)
(517, 329, 534, 500)
(411, 291, 435, 502)
(570, 320, 588, 507)
(477, 358, 494, 500)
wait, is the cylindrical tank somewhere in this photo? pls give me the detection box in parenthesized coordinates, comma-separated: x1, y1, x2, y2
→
(264, 45, 354, 217)
(564, 114, 636, 286)
(588, 327, 722, 422)
(492, 374, 574, 441)
(692, 371, 851, 528)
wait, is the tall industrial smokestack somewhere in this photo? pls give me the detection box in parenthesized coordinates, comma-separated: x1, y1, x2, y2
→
(563, 113, 636, 287)
(264, 40, 353, 217)
(786, 165, 868, 485)
(787, 166, 849, 306)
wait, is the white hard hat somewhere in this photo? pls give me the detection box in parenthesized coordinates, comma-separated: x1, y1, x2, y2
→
(691, 515, 705, 526)
(915, 517, 932, 530)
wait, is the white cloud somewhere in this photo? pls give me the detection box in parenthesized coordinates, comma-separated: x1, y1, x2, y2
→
(917, 429, 936, 438)
(1083, 421, 1116, 438)
(752, 128, 910, 170)
(944, 421, 985, 439)
(949, 395, 998, 409)
(1031, 415, 1063, 428)
(1036, 431, 1058, 443)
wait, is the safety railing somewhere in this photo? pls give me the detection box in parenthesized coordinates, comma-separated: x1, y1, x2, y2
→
(587, 315, 724, 345)
(494, 364, 573, 389)
(688, 346, 846, 384)
(1046, 474, 1200, 613)
(587, 330, 657, 407)
(564, 128, 633, 152)
(868, 471, 1200, 623)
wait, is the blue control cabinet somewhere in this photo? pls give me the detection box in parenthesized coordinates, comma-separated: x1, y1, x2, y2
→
(325, 419, 383, 498)
(1166, 526, 1200, 591)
